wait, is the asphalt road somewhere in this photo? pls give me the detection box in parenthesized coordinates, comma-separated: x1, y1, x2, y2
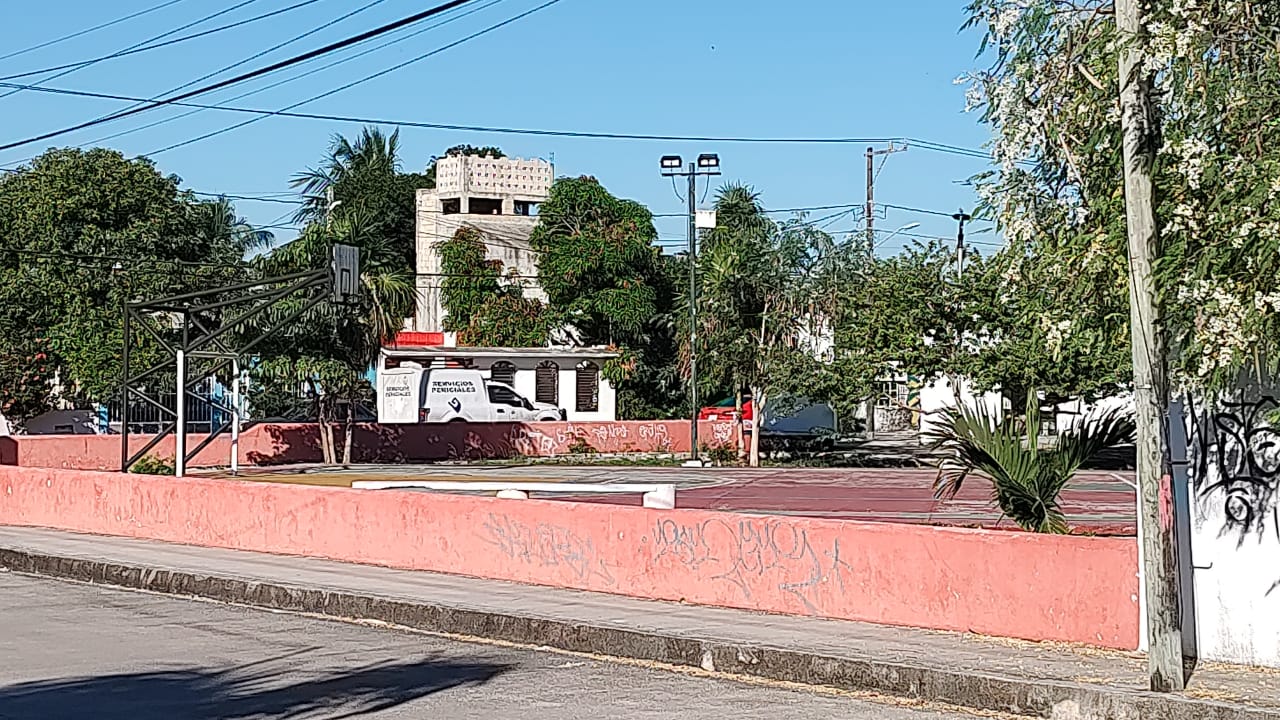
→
(0, 572, 990, 720)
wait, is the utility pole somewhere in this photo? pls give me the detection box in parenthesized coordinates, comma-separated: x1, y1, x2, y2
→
(952, 210, 972, 278)
(687, 161, 698, 461)
(1117, 0, 1184, 693)
(660, 154, 721, 465)
(863, 143, 905, 440)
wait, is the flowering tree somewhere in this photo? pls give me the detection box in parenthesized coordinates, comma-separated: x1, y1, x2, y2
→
(960, 0, 1280, 390)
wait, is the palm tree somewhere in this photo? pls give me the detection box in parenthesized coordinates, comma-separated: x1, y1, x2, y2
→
(290, 126, 402, 226)
(189, 197, 274, 259)
(925, 400, 1135, 533)
(252, 207, 413, 465)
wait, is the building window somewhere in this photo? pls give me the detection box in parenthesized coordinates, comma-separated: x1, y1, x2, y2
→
(490, 361, 516, 387)
(535, 361, 558, 405)
(575, 361, 599, 413)
(875, 379, 909, 408)
(469, 197, 502, 215)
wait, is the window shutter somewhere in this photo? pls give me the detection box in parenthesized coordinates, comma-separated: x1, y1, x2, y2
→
(490, 361, 517, 386)
(575, 362, 599, 413)
(535, 361, 559, 405)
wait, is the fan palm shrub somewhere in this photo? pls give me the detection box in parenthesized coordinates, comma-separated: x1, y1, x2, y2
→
(925, 399, 1135, 533)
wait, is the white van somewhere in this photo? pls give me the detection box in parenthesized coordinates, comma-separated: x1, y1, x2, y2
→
(378, 367, 564, 423)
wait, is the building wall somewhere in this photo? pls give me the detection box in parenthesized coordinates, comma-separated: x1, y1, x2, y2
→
(414, 155, 552, 333)
(413, 196, 545, 332)
(470, 355, 617, 422)
(917, 376, 1004, 440)
(433, 154, 552, 200)
(0, 465, 1141, 649)
(1182, 391, 1280, 668)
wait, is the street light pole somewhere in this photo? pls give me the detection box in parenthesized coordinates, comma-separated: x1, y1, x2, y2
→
(687, 161, 699, 462)
(952, 210, 972, 278)
(661, 154, 721, 465)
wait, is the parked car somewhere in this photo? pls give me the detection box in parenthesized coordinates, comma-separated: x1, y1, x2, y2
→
(698, 395, 837, 439)
(698, 396, 752, 422)
(378, 367, 565, 423)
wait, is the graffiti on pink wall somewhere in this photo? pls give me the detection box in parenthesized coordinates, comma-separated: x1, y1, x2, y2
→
(1, 420, 737, 470)
(0, 465, 1142, 648)
(649, 515, 855, 614)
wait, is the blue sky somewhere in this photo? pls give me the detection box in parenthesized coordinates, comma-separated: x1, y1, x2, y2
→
(0, 0, 998, 253)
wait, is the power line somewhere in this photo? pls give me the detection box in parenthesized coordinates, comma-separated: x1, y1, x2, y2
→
(94, 0, 392, 139)
(0, 0, 481, 152)
(0, 245, 251, 270)
(0, 165, 306, 209)
(76, 0, 458, 152)
(0, 0, 192, 63)
(651, 202, 861, 218)
(0, 0, 267, 102)
(0, 78, 994, 159)
(189, 191, 302, 205)
(877, 202, 958, 218)
(0, 0, 328, 82)
(148, 0, 565, 156)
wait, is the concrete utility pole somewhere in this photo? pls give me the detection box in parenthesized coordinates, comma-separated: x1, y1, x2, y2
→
(863, 143, 905, 439)
(1117, 0, 1184, 692)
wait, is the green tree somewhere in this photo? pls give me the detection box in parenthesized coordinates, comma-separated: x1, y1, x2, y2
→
(250, 209, 413, 464)
(436, 227, 503, 331)
(0, 148, 265, 423)
(613, 252, 686, 420)
(531, 176, 677, 418)
(461, 293, 550, 347)
(291, 127, 431, 275)
(531, 176, 660, 345)
(693, 184, 859, 465)
(960, 0, 1280, 392)
(436, 226, 551, 347)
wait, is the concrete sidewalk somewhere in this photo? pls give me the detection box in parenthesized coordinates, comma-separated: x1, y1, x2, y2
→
(0, 527, 1274, 720)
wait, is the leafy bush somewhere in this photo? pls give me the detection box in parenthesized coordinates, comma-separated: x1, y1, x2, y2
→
(129, 454, 175, 475)
(567, 436, 597, 455)
(924, 401, 1134, 533)
(702, 442, 737, 466)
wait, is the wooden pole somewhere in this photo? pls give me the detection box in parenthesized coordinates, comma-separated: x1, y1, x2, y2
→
(1117, 0, 1185, 692)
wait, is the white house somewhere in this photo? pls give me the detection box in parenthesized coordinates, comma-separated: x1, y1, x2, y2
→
(379, 339, 619, 422)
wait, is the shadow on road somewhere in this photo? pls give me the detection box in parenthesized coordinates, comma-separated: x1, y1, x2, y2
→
(0, 654, 511, 719)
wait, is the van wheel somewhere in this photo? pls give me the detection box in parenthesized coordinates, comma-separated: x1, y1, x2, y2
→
(447, 418, 467, 423)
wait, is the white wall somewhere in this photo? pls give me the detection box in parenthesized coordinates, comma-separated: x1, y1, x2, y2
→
(475, 356, 616, 422)
(1183, 391, 1280, 667)
(917, 375, 1003, 440)
(555, 365, 616, 422)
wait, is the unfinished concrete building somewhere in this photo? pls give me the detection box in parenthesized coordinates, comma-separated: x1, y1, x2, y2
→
(412, 154, 553, 332)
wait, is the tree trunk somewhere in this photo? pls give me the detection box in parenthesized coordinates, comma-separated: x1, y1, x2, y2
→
(319, 398, 335, 465)
(748, 388, 765, 468)
(341, 400, 354, 467)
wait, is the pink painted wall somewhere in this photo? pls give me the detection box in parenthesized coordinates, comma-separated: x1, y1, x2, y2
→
(0, 465, 1141, 648)
(0, 420, 737, 471)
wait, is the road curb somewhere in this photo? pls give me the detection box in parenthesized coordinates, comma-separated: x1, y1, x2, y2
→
(1, 547, 1272, 720)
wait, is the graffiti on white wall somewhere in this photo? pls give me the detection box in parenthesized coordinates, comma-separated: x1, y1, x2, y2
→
(1186, 393, 1280, 667)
